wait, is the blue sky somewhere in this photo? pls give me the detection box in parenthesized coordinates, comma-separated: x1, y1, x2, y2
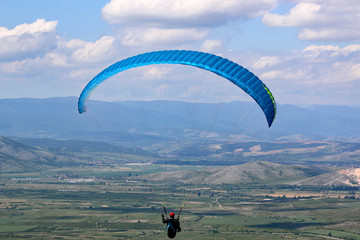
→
(0, 0, 359, 106)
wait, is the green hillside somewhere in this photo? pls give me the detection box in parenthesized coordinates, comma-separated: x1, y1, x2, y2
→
(15, 138, 160, 158)
(0, 136, 161, 173)
(0, 136, 73, 173)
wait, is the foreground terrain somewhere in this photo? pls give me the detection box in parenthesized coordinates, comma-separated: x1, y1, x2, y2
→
(1, 164, 360, 240)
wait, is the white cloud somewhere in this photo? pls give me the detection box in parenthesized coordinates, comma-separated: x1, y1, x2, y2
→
(260, 70, 281, 80)
(263, 1, 360, 41)
(0, 19, 57, 37)
(263, 2, 324, 27)
(0, 19, 58, 61)
(349, 63, 360, 79)
(252, 56, 279, 69)
(303, 44, 360, 58)
(102, 0, 278, 28)
(72, 36, 117, 63)
(303, 45, 340, 52)
(343, 45, 360, 52)
(261, 69, 308, 82)
(257, 44, 360, 105)
(326, 61, 360, 84)
(201, 39, 223, 52)
(0, 18, 122, 67)
(122, 28, 208, 46)
(0, 35, 119, 81)
(0, 56, 57, 79)
(143, 66, 169, 79)
(102, 0, 278, 48)
(0, 19, 122, 89)
(272, 44, 360, 84)
(65, 39, 87, 49)
(46, 52, 68, 66)
(69, 68, 95, 79)
(299, 28, 360, 41)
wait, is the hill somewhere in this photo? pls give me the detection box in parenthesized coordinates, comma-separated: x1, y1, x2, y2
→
(151, 141, 360, 166)
(14, 138, 159, 158)
(297, 168, 360, 187)
(0, 136, 73, 172)
(142, 161, 330, 185)
(0, 136, 160, 173)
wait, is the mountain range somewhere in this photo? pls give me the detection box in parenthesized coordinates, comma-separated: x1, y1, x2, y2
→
(1, 97, 359, 143)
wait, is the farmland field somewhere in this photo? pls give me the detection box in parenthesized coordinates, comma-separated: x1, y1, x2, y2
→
(1, 164, 360, 239)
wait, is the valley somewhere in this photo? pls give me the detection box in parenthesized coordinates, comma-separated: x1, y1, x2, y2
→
(1, 163, 360, 239)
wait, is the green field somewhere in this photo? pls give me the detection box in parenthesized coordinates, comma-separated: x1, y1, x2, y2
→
(1, 165, 360, 239)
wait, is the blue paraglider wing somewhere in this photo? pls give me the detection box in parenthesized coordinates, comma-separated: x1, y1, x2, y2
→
(78, 50, 276, 127)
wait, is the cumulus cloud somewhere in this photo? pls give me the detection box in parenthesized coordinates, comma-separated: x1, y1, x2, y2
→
(252, 56, 279, 69)
(257, 44, 360, 105)
(299, 28, 360, 41)
(122, 28, 208, 46)
(0, 19, 122, 88)
(143, 66, 169, 79)
(102, 0, 278, 28)
(0, 18, 57, 37)
(302, 44, 360, 59)
(102, 0, 278, 47)
(263, 1, 360, 41)
(263, 2, 324, 27)
(72, 36, 117, 62)
(262, 44, 360, 83)
(302, 45, 360, 83)
(201, 39, 223, 52)
(0, 19, 58, 61)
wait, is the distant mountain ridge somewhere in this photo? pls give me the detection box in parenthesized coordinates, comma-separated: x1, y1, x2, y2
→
(0, 97, 359, 142)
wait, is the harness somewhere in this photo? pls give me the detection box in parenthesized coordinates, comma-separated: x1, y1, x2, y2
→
(167, 222, 176, 232)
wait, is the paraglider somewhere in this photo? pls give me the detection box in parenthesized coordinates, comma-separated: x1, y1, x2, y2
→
(78, 50, 276, 127)
(78, 50, 277, 237)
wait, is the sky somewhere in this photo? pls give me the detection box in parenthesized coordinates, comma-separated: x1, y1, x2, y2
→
(0, 0, 359, 106)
